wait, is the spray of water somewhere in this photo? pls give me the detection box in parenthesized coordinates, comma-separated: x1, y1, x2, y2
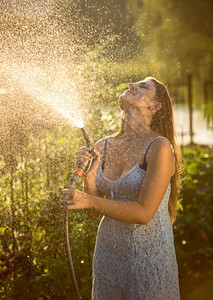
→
(3, 62, 85, 128)
(0, 2, 107, 131)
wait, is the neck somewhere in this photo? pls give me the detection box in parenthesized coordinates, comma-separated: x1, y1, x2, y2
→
(122, 110, 152, 140)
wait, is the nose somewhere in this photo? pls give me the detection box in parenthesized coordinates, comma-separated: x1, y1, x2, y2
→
(128, 83, 137, 90)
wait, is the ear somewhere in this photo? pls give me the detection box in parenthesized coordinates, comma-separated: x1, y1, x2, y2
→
(154, 102, 162, 111)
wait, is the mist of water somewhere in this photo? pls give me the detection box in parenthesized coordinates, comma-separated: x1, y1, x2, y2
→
(0, 1, 106, 131)
(3, 61, 85, 128)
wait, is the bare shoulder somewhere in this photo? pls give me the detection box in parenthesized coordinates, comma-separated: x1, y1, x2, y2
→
(148, 138, 174, 157)
(154, 137, 173, 150)
(146, 137, 175, 174)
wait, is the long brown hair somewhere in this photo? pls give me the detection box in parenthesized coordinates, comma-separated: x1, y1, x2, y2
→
(119, 77, 182, 224)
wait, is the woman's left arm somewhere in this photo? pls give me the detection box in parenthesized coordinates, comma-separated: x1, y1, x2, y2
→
(61, 140, 175, 224)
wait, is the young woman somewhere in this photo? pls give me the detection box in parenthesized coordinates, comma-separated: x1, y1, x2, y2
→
(61, 77, 181, 299)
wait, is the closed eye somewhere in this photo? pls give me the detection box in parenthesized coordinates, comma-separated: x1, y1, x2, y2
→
(137, 83, 149, 89)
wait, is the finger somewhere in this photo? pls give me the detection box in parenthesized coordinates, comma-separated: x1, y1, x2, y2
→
(76, 155, 91, 164)
(79, 146, 89, 154)
(62, 189, 72, 195)
(78, 149, 91, 156)
(83, 153, 92, 160)
(66, 204, 76, 209)
(61, 196, 71, 201)
(61, 194, 73, 200)
(78, 152, 91, 160)
(93, 148, 100, 157)
(79, 146, 91, 154)
(78, 149, 86, 155)
(61, 199, 73, 205)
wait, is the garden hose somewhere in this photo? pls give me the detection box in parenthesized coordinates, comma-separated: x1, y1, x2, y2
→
(62, 127, 94, 300)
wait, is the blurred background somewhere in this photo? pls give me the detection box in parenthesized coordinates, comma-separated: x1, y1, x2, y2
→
(0, 0, 213, 299)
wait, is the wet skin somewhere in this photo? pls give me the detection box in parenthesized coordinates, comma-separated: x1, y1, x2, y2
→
(60, 79, 175, 225)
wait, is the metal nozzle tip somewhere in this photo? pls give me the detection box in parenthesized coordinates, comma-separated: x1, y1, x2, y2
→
(81, 127, 94, 148)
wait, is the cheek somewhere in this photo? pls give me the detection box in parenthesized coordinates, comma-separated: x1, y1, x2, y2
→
(135, 94, 149, 106)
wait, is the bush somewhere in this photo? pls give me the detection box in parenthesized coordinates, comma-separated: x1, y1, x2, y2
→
(174, 145, 213, 299)
(1, 130, 213, 300)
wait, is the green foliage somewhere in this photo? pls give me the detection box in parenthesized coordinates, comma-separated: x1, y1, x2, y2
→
(127, 0, 213, 80)
(0, 123, 100, 299)
(1, 118, 213, 299)
(0, 0, 213, 299)
(174, 145, 213, 299)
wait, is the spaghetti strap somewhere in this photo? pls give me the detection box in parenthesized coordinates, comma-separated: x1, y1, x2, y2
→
(137, 137, 164, 163)
(137, 149, 146, 164)
(138, 136, 172, 171)
(103, 138, 108, 155)
(100, 137, 109, 166)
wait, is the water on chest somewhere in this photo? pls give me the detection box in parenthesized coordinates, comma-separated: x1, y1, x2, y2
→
(103, 148, 142, 181)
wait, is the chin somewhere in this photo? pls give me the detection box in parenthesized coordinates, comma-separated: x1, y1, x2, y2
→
(118, 94, 131, 111)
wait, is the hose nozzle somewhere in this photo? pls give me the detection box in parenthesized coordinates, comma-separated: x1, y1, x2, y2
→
(81, 127, 94, 148)
(68, 126, 94, 189)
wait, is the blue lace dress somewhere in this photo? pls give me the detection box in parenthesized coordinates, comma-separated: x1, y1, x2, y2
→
(92, 137, 180, 300)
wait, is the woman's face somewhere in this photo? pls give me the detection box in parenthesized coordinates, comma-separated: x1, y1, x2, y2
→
(118, 79, 156, 113)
